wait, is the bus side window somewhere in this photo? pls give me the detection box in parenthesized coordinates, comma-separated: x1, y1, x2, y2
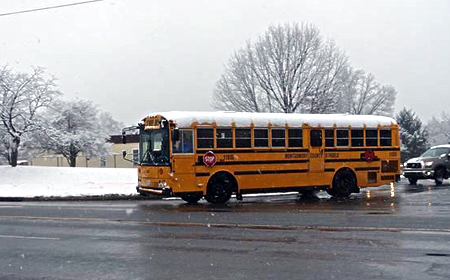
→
(173, 130, 194, 153)
(235, 129, 251, 148)
(366, 129, 378, 147)
(254, 129, 269, 147)
(310, 129, 322, 147)
(197, 128, 214, 149)
(336, 129, 349, 146)
(325, 129, 334, 147)
(380, 130, 392, 146)
(351, 129, 364, 147)
(288, 129, 302, 147)
(216, 128, 232, 148)
(272, 129, 286, 147)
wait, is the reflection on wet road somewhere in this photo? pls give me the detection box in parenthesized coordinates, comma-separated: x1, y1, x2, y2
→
(1, 179, 450, 280)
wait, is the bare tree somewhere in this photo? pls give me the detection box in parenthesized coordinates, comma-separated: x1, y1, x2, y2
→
(426, 112, 450, 146)
(35, 99, 121, 167)
(0, 66, 60, 166)
(213, 23, 349, 113)
(339, 69, 396, 116)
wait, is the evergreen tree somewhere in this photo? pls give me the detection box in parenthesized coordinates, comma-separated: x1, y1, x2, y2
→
(396, 108, 428, 162)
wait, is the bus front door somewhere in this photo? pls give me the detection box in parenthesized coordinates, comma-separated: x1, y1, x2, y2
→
(309, 129, 325, 175)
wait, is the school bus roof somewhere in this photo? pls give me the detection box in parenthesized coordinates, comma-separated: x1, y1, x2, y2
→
(145, 111, 397, 128)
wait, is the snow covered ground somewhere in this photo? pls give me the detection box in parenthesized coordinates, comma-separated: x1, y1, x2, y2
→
(0, 166, 137, 198)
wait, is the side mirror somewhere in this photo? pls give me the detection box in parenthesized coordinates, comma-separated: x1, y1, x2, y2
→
(172, 129, 180, 142)
(122, 132, 126, 144)
(122, 150, 127, 158)
(439, 153, 447, 159)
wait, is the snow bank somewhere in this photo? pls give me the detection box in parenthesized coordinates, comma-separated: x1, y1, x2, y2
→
(0, 166, 137, 198)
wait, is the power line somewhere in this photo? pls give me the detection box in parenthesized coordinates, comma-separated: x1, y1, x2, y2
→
(0, 0, 106, 18)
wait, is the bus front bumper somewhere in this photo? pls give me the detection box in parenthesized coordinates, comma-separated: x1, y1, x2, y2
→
(137, 186, 172, 196)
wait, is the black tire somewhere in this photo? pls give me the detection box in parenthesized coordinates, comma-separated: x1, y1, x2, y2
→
(408, 178, 418, 185)
(435, 168, 445, 185)
(180, 194, 203, 204)
(327, 169, 356, 198)
(204, 173, 233, 204)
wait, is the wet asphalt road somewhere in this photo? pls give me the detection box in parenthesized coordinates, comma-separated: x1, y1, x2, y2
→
(1, 179, 450, 280)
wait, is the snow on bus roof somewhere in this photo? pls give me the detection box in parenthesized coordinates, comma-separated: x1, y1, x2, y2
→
(146, 111, 397, 128)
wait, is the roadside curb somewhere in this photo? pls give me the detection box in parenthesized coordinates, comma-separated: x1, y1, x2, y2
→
(0, 194, 162, 202)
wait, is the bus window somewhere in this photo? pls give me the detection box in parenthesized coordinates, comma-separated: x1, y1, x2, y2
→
(310, 129, 322, 147)
(197, 128, 214, 149)
(380, 130, 392, 146)
(173, 130, 194, 153)
(216, 128, 232, 148)
(366, 129, 378, 147)
(254, 129, 268, 147)
(351, 130, 364, 147)
(235, 129, 251, 148)
(336, 129, 349, 146)
(272, 129, 286, 147)
(325, 129, 334, 147)
(288, 129, 302, 147)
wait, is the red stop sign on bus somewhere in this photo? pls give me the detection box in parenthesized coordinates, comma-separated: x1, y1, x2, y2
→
(203, 151, 217, 167)
(364, 149, 375, 162)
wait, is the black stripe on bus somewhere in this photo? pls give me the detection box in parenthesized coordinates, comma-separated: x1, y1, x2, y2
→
(195, 172, 210, 177)
(325, 158, 381, 163)
(240, 185, 330, 194)
(324, 169, 335, 173)
(195, 159, 309, 166)
(355, 167, 380, 172)
(234, 169, 308, 176)
(324, 147, 400, 152)
(196, 149, 309, 154)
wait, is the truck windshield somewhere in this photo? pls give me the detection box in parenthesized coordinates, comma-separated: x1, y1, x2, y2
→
(421, 147, 450, 158)
(139, 128, 169, 166)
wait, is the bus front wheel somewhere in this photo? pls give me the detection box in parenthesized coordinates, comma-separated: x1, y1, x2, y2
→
(327, 168, 356, 198)
(205, 172, 233, 204)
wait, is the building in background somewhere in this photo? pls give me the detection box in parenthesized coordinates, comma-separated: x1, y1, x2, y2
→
(30, 135, 139, 168)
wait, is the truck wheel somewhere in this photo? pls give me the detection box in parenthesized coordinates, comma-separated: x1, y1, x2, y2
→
(435, 168, 445, 185)
(408, 178, 418, 185)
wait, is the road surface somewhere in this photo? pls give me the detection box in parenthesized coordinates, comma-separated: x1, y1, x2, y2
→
(1, 179, 450, 279)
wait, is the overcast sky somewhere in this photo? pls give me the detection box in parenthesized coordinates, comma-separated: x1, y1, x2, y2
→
(0, 0, 449, 125)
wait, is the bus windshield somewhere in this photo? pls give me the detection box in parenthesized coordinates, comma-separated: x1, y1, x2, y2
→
(139, 128, 169, 166)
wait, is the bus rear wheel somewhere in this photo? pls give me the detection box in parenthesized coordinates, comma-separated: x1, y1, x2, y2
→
(205, 173, 233, 204)
(327, 169, 356, 198)
(180, 193, 203, 204)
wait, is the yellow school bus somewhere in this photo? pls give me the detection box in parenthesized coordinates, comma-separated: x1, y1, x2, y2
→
(122, 111, 400, 204)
